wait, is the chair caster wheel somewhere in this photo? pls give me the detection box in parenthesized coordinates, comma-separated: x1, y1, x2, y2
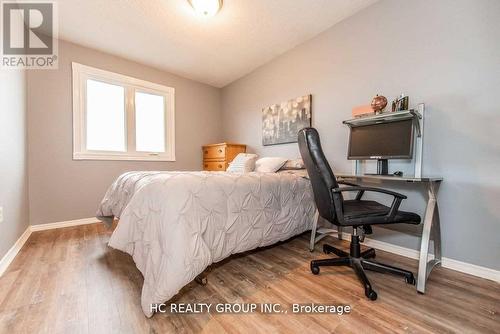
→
(405, 275, 416, 285)
(311, 265, 320, 275)
(366, 290, 377, 300)
(322, 244, 330, 254)
(195, 276, 208, 285)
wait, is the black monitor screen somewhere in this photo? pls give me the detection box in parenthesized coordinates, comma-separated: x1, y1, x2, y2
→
(348, 119, 414, 160)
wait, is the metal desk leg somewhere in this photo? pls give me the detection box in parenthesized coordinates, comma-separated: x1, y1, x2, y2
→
(310, 210, 320, 252)
(432, 204, 442, 262)
(309, 210, 343, 252)
(417, 181, 442, 293)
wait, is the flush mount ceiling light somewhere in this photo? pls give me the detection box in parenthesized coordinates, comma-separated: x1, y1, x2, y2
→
(188, 0, 223, 17)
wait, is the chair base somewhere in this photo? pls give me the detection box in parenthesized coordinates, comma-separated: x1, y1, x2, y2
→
(310, 235, 415, 300)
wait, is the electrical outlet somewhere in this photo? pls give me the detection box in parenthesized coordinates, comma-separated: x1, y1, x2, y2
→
(0, 207, 3, 223)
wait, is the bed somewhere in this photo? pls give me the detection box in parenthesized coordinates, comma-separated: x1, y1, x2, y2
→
(96, 170, 315, 317)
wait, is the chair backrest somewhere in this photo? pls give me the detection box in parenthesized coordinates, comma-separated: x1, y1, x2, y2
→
(298, 127, 342, 223)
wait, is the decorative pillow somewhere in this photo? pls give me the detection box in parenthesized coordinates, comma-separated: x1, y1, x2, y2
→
(280, 158, 305, 170)
(227, 153, 258, 173)
(255, 157, 288, 173)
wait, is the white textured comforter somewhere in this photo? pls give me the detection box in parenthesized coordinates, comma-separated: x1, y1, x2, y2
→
(96, 171, 315, 317)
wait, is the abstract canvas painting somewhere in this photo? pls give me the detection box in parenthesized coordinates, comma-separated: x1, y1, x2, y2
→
(262, 94, 312, 146)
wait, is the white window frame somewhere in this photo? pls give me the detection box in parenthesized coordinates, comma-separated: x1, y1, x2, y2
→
(72, 62, 175, 161)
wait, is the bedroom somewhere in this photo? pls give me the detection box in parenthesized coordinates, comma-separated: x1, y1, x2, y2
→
(0, 0, 499, 333)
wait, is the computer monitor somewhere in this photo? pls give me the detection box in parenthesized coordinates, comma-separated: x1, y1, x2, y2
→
(347, 119, 414, 175)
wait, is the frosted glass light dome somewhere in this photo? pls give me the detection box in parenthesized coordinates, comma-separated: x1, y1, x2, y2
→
(188, 0, 223, 17)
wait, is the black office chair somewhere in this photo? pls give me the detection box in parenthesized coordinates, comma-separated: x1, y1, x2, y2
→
(298, 127, 421, 300)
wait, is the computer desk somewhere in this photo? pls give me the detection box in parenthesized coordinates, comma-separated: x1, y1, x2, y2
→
(336, 174, 443, 294)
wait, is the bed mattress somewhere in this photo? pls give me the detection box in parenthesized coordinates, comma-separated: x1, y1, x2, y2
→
(96, 171, 315, 317)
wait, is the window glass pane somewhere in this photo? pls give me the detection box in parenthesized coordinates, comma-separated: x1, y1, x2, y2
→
(86, 79, 126, 151)
(135, 91, 165, 152)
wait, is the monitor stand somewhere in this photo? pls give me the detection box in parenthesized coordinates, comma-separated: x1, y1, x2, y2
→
(365, 159, 389, 176)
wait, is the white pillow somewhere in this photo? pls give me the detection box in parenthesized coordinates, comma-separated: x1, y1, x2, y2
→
(227, 153, 258, 173)
(255, 157, 288, 173)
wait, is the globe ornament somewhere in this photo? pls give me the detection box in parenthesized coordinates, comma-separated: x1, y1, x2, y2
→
(371, 95, 388, 114)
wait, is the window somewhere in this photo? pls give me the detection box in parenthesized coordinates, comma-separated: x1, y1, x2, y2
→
(72, 62, 175, 161)
(135, 91, 166, 153)
(85, 80, 126, 152)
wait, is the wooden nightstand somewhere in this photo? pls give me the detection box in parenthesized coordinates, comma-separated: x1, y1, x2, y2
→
(202, 143, 246, 171)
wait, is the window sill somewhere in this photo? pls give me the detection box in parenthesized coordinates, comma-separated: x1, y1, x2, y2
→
(73, 152, 176, 162)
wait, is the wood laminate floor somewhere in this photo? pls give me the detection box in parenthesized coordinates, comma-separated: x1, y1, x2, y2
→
(0, 223, 498, 334)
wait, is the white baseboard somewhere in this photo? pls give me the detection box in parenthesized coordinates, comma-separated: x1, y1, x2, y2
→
(440, 257, 500, 283)
(30, 217, 98, 231)
(0, 226, 32, 276)
(0, 217, 98, 276)
(358, 234, 422, 260)
(333, 231, 500, 283)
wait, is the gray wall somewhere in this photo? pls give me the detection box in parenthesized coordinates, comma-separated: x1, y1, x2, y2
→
(27, 40, 222, 225)
(0, 70, 29, 259)
(221, 0, 500, 270)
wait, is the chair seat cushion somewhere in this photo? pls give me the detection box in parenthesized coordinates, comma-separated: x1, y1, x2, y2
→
(342, 200, 421, 225)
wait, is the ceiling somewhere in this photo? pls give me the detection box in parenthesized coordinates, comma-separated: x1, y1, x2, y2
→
(56, 0, 377, 87)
